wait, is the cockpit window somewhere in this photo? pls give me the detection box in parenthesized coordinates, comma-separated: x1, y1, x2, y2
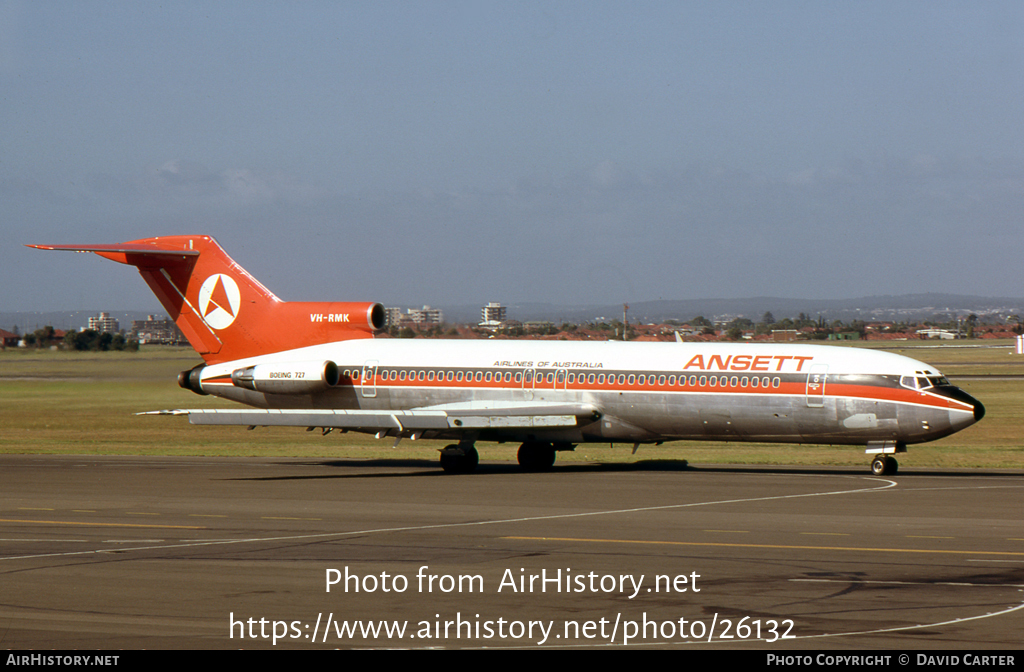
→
(902, 375, 950, 390)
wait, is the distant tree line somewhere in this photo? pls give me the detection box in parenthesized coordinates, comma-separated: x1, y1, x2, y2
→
(64, 329, 139, 352)
(20, 326, 58, 348)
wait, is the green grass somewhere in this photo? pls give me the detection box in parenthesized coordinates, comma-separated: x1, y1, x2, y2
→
(1, 344, 1021, 468)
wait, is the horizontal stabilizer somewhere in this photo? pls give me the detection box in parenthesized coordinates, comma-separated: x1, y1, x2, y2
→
(27, 243, 200, 256)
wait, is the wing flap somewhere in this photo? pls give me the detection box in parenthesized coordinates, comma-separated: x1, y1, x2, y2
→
(140, 402, 598, 431)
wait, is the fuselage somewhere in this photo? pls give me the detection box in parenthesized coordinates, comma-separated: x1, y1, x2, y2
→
(189, 340, 984, 447)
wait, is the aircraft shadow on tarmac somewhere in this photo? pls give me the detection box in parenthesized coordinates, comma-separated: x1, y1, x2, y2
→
(226, 459, 1024, 482)
(227, 458, 694, 481)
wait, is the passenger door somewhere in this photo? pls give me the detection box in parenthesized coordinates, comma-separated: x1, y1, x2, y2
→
(805, 364, 828, 408)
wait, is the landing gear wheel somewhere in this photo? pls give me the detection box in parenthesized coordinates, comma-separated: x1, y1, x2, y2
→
(517, 442, 556, 471)
(870, 455, 898, 476)
(439, 444, 478, 474)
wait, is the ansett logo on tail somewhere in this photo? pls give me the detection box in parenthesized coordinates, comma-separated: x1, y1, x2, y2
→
(198, 274, 240, 329)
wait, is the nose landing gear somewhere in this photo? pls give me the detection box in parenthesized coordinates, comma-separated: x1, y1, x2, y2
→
(870, 455, 898, 476)
(866, 441, 904, 476)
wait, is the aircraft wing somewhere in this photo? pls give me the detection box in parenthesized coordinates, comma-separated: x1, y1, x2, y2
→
(140, 402, 600, 432)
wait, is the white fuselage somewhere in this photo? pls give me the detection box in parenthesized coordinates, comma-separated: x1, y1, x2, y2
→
(192, 340, 983, 447)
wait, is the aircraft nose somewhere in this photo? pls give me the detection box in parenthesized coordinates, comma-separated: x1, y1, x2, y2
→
(937, 385, 984, 430)
(957, 388, 985, 423)
(951, 390, 984, 429)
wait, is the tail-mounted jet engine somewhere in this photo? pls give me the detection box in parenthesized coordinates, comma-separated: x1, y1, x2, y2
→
(230, 361, 341, 395)
(179, 360, 342, 396)
(178, 364, 208, 396)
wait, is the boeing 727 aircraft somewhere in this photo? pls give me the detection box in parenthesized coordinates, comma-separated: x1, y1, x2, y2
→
(30, 235, 984, 475)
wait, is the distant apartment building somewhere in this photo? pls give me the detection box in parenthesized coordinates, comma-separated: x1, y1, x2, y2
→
(384, 307, 404, 328)
(479, 302, 507, 329)
(407, 305, 444, 325)
(130, 315, 184, 344)
(88, 312, 119, 334)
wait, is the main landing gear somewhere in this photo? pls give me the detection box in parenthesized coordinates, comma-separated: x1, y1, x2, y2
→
(517, 441, 556, 471)
(439, 444, 479, 474)
(438, 441, 567, 473)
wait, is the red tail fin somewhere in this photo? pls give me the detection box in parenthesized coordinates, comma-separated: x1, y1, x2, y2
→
(29, 235, 384, 364)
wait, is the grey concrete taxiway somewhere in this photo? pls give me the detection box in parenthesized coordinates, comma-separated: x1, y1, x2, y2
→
(1, 455, 1022, 650)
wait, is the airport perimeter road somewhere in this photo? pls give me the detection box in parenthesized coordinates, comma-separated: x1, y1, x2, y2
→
(1, 455, 1022, 649)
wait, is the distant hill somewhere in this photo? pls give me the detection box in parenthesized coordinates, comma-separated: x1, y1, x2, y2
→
(5, 294, 1024, 333)
(433, 294, 1024, 325)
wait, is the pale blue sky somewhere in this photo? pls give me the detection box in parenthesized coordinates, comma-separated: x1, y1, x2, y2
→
(4, 2, 1023, 312)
